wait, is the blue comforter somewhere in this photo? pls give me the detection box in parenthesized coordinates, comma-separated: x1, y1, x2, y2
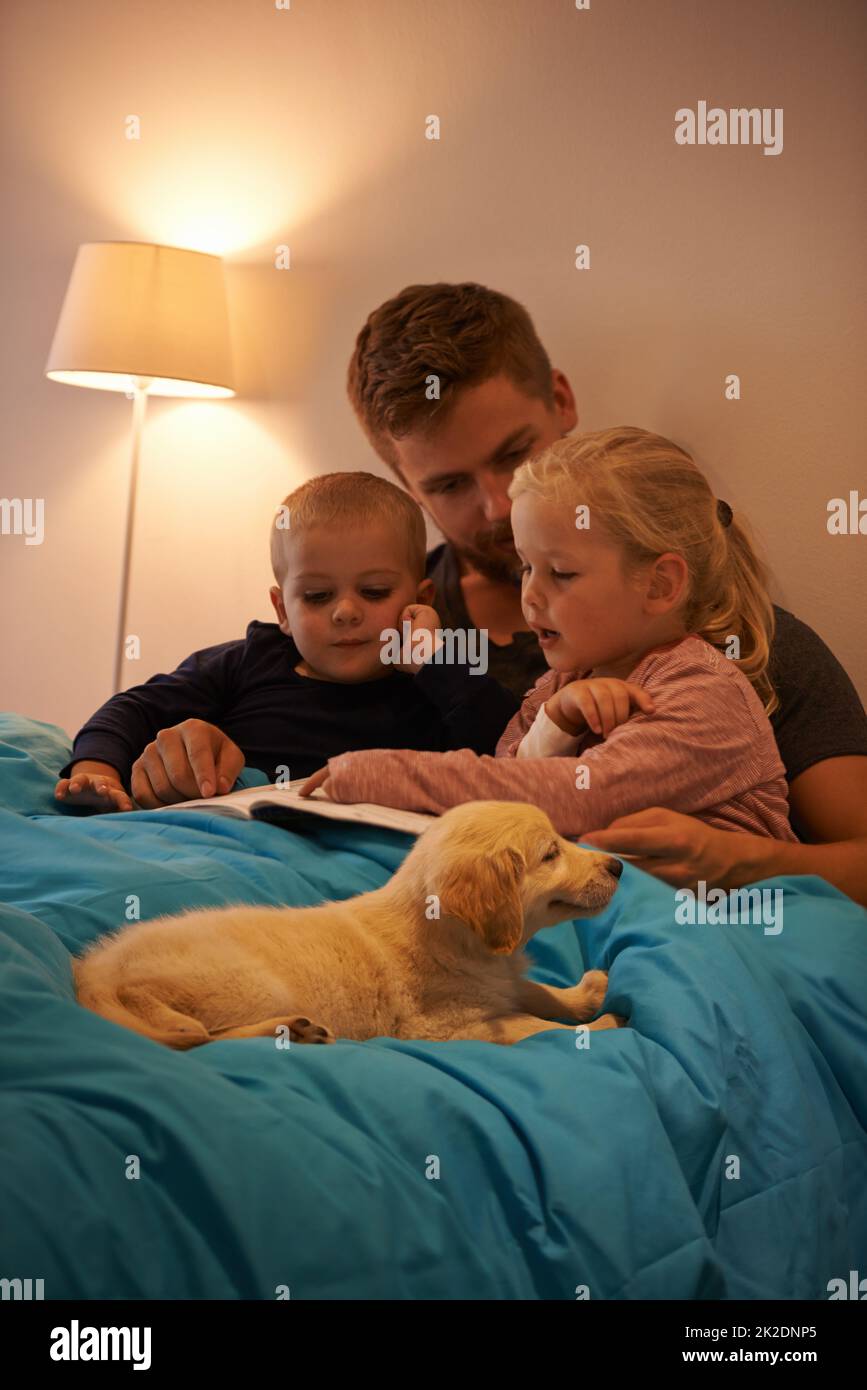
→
(1, 714, 865, 1299)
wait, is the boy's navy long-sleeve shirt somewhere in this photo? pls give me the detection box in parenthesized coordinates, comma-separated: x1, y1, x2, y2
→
(60, 620, 520, 789)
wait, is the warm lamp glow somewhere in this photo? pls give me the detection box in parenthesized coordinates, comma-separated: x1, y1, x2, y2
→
(45, 370, 234, 398)
(44, 242, 235, 399)
(44, 241, 237, 695)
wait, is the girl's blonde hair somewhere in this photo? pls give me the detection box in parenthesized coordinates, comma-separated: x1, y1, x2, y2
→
(509, 427, 778, 714)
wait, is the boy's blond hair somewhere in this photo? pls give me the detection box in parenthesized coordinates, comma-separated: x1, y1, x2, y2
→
(509, 427, 778, 714)
(270, 471, 427, 586)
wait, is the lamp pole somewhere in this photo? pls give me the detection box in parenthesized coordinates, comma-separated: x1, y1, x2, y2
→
(113, 377, 151, 695)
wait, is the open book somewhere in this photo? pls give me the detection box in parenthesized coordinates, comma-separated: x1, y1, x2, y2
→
(158, 778, 436, 837)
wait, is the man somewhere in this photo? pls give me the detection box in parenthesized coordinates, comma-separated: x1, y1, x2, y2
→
(345, 281, 867, 905)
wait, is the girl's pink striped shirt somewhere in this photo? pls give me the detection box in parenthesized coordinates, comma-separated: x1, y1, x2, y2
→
(324, 634, 797, 841)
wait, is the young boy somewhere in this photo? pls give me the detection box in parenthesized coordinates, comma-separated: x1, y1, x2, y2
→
(55, 472, 518, 812)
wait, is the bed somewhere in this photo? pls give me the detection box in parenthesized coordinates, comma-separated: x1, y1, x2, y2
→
(1, 712, 865, 1300)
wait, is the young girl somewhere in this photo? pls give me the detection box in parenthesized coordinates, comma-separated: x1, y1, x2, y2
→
(303, 427, 797, 843)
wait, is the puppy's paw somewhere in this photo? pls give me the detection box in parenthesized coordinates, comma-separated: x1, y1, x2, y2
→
(565, 969, 609, 1022)
(585, 1012, 628, 1031)
(282, 1016, 335, 1044)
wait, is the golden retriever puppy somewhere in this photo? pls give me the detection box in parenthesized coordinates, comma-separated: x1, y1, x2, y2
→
(74, 800, 626, 1049)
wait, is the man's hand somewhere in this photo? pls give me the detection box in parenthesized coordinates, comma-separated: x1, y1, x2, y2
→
(583, 807, 746, 890)
(546, 678, 655, 738)
(55, 761, 133, 813)
(131, 719, 244, 809)
(390, 603, 442, 674)
(298, 766, 333, 798)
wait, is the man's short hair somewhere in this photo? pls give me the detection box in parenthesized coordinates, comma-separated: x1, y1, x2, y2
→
(346, 282, 555, 471)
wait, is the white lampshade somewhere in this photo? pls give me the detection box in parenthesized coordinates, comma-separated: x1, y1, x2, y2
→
(45, 241, 235, 398)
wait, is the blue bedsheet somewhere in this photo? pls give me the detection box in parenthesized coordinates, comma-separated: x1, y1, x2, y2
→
(1, 713, 865, 1299)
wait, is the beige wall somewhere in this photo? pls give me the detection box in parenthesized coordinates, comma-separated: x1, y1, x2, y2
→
(1, 0, 864, 741)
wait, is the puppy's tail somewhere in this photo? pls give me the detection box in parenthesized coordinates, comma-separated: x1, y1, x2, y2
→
(72, 957, 211, 1051)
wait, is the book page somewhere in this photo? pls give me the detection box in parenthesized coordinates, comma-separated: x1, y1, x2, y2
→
(159, 779, 436, 836)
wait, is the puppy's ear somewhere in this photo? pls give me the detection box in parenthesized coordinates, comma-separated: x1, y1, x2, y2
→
(438, 848, 526, 954)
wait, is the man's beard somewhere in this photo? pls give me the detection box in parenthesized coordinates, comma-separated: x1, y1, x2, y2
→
(457, 521, 522, 585)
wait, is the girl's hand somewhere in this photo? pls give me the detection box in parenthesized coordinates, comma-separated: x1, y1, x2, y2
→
(391, 603, 442, 674)
(55, 768, 134, 812)
(546, 678, 655, 739)
(299, 766, 333, 798)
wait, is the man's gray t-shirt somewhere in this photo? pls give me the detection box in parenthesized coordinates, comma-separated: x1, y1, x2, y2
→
(425, 542, 867, 786)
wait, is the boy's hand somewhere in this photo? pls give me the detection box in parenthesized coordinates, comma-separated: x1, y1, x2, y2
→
(55, 761, 133, 812)
(545, 678, 655, 739)
(131, 719, 244, 808)
(390, 603, 442, 674)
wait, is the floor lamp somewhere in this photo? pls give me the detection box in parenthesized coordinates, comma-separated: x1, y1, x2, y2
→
(44, 241, 236, 694)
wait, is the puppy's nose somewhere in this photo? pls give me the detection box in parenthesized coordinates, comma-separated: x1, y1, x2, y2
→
(603, 857, 623, 879)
